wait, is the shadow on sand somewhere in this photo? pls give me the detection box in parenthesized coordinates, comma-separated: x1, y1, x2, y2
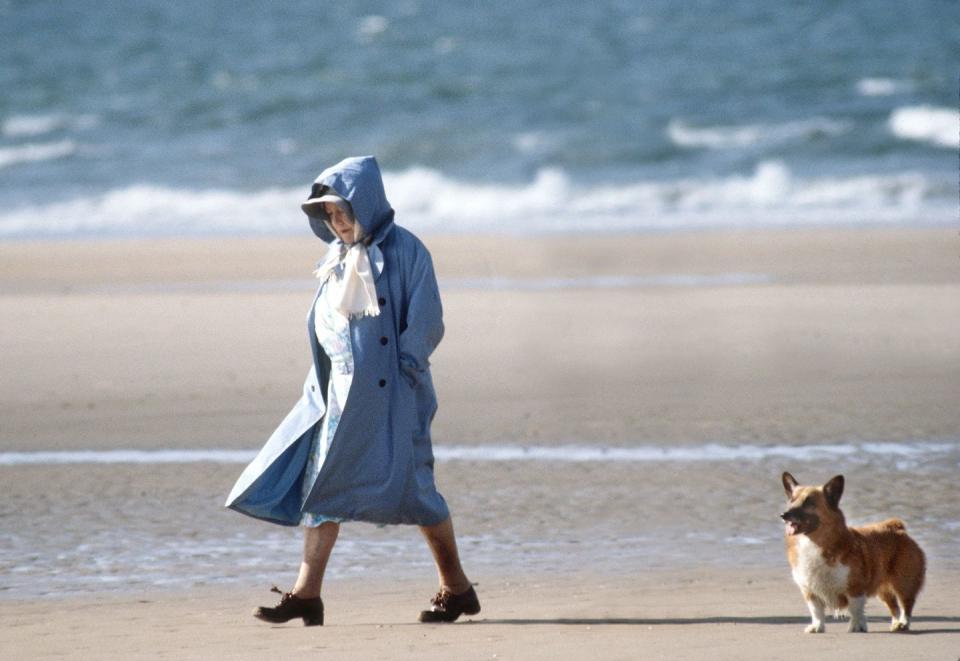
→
(469, 615, 960, 633)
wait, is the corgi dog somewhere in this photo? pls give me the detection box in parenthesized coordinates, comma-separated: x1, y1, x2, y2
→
(780, 472, 925, 633)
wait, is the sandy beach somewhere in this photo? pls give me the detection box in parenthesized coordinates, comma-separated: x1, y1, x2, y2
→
(1, 227, 957, 449)
(4, 569, 960, 661)
(5, 2, 956, 657)
(1, 227, 959, 659)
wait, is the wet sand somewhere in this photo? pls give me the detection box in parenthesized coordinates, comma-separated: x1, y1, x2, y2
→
(3, 456, 959, 598)
(1, 227, 959, 658)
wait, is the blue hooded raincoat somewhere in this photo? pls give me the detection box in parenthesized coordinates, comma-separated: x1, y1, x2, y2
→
(225, 156, 450, 527)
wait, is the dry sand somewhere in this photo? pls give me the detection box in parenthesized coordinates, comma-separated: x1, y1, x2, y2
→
(2, 570, 958, 660)
(1, 227, 958, 659)
(0, 227, 958, 450)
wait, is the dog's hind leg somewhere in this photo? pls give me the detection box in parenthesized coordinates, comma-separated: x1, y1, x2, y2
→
(846, 595, 868, 633)
(878, 588, 903, 632)
(892, 592, 916, 632)
(890, 559, 924, 632)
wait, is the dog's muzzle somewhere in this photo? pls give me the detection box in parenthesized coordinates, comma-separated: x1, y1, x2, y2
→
(781, 508, 816, 536)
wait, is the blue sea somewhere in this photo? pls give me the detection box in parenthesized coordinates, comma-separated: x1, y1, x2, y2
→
(1, 1, 956, 238)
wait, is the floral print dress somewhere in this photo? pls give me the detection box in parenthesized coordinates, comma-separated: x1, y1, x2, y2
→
(300, 270, 354, 527)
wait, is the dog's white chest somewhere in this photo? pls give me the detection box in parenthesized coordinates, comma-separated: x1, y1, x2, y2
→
(792, 537, 849, 604)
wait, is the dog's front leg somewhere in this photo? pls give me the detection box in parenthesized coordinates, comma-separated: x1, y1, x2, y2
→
(803, 593, 826, 633)
(846, 595, 867, 633)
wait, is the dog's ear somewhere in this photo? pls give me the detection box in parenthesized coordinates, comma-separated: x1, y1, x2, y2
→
(782, 472, 799, 497)
(823, 475, 844, 510)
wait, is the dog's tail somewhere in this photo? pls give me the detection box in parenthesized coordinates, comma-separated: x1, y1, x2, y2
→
(877, 518, 907, 532)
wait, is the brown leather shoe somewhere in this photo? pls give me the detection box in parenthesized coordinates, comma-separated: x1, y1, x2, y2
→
(418, 585, 481, 623)
(253, 586, 324, 626)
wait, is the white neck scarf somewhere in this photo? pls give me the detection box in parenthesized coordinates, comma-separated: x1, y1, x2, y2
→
(314, 242, 381, 319)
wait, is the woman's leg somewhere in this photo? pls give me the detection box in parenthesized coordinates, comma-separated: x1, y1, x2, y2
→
(293, 521, 340, 598)
(419, 515, 471, 594)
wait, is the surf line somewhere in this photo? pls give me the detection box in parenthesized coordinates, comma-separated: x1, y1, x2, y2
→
(0, 442, 956, 466)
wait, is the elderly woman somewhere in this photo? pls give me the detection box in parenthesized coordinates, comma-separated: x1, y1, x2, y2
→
(226, 156, 479, 626)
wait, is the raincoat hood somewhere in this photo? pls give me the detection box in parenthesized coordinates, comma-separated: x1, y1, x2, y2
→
(305, 156, 395, 245)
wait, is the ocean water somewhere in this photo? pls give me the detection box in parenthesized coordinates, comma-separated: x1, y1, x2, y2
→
(2, 441, 958, 466)
(0, 1, 956, 238)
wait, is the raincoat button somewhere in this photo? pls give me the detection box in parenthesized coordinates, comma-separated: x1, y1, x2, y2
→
(380, 336, 388, 345)
(378, 379, 387, 387)
(378, 297, 386, 306)
(310, 385, 315, 392)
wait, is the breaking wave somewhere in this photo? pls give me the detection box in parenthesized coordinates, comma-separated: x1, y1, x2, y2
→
(1, 113, 98, 138)
(0, 162, 951, 239)
(855, 77, 912, 97)
(888, 105, 958, 149)
(0, 139, 77, 169)
(667, 117, 851, 150)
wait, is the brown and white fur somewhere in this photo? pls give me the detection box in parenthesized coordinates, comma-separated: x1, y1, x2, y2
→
(781, 472, 925, 633)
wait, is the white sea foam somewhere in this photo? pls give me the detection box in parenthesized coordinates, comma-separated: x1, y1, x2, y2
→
(1, 113, 98, 137)
(0, 162, 950, 238)
(667, 117, 850, 150)
(0, 183, 299, 237)
(512, 131, 557, 155)
(357, 15, 389, 39)
(889, 105, 958, 149)
(385, 162, 949, 234)
(855, 77, 910, 97)
(1, 442, 955, 466)
(0, 449, 255, 465)
(3, 114, 64, 137)
(0, 139, 77, 169)
(435, 442, 958, 463)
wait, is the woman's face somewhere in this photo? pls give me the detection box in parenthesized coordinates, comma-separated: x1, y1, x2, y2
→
(324, 202, 355, 243)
